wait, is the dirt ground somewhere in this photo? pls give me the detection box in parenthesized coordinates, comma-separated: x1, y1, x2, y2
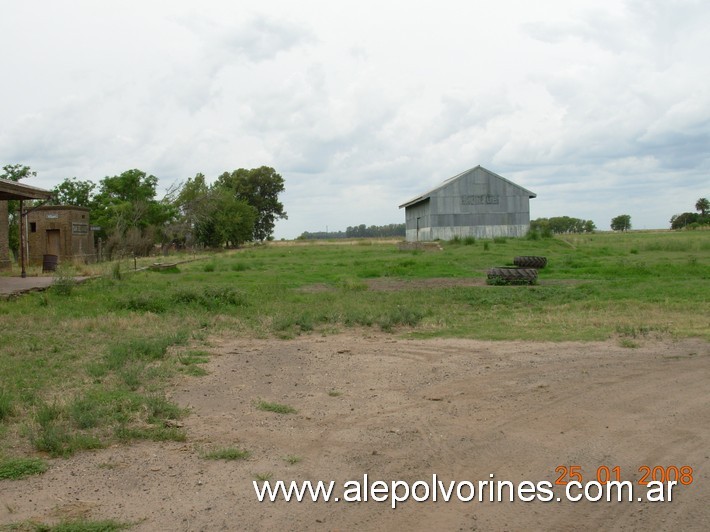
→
(1, 333, 708, 531)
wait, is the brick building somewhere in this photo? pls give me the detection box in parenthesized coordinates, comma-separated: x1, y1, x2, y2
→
(27, 206, 95, 265)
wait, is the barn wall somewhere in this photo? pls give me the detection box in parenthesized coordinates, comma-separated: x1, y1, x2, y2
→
(403, 167, 533, 242)
(404, 199, 432, 242)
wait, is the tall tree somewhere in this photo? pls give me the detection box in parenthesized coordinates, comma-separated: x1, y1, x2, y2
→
(1, 164, 36, 182)
(610, 214, 631, 232)
(91, 169, 169, 237)
(695, 197, 709, 216)
(165, 173, 210, 246)
(216, 166, 287, 241)
(50, 177, 96, 207)
(193, 187, 256, 248)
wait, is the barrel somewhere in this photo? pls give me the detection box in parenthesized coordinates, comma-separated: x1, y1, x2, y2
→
(42, 254, 58, 272)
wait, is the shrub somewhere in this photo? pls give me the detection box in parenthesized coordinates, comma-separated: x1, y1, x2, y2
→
(52, 266, 76, 296)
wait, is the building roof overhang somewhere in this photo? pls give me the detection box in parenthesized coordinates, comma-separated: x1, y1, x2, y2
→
(0, 179, 53, 201)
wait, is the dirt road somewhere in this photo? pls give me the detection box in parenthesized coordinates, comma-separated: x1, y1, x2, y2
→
(1, 333, 708, 530)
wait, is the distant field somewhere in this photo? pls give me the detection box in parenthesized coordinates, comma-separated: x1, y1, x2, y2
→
(0, 230, 708, 465)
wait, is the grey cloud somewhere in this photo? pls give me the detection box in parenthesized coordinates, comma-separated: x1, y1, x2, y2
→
(223, 16, 314, 61)
(183, 14, 315, 65)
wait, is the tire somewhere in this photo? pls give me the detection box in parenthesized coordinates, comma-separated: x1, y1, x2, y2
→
(513, 256, 547, 269)
(487, 267, 538, 285)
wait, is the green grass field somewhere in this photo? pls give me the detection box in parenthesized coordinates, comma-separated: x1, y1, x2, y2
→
(0, 230, 708, 467)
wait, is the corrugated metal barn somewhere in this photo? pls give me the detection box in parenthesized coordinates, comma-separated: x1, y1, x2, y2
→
(399, 166, 536, 242)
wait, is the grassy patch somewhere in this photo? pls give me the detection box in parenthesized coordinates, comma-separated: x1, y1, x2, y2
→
(0, 457, 48, 480)
(0, 390, 14, 421)
(256, 400, 297, 414)
(0, 519, 132, 531)
(619, 338, 640, 348)
(201, 447, 251, 461)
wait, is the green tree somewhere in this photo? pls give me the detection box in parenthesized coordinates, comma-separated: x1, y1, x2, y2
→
(166, 174, 257, 248)
(1, 164, 36, 182)
(193, 187, 256, 248)
(529, 217, 595, 235)
(216, 166, 287, 241)
(670, 212, 699, 229)
(610, 214, 631, 232)
(91, 169, 169, 235)
(695, 197, 709, 216)
(50, 177, 96, 207)
(165, 173, 210, 247)
(90, 169, 172, 256)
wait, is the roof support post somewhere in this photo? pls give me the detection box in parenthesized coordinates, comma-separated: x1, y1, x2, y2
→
(19, 200, 26, 278)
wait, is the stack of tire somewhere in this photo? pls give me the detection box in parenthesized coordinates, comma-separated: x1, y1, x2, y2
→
(487, 256, 547, 285)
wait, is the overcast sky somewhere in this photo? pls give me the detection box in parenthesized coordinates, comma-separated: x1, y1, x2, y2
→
(1, 0, 708, 238)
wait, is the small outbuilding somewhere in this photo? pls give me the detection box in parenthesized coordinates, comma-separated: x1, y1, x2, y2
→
(26, 206, 95, 267)
(399, 165, 536, 242)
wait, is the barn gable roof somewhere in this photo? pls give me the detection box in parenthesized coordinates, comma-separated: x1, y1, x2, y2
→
(398, 165, 536, 209)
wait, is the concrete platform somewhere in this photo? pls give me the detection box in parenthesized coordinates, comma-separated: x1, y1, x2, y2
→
(0, 276, 90, 298)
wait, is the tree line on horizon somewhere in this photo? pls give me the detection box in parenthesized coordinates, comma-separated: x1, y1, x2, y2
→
(1, 163, 286, 259)
(297, 223, 405, 240)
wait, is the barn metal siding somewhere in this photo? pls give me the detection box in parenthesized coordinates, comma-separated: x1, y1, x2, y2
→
(401, 166, 535, 242)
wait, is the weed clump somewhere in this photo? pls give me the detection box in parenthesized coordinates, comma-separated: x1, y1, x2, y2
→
(51, 266, 76, 296)
(171, 286, 247, 309)
(114, 294, 167, 313)
(256, 400, 297, 414)
(201, 447, 251, 460)
(105, 333, 188, 370)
